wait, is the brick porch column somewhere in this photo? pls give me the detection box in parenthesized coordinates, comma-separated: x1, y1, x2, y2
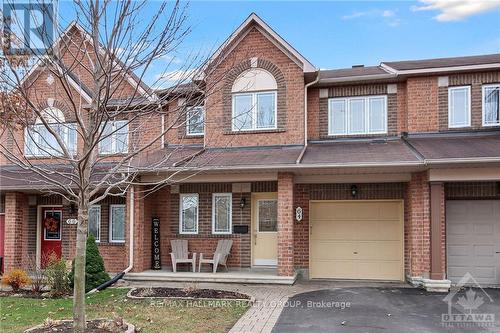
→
(133, 185, 147, 272)
(4, 192, 28, 272)
(406, 172, 431, 280)
(277, 172, 294, 276)
(430, 182, 446, 280)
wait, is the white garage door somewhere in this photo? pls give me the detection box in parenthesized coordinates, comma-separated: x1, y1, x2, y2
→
(310, 201, 404, 281)
(447, 200, 500, 285)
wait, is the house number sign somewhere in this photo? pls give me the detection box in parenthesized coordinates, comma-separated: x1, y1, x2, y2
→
(295, 207, 303, 222)
(152, 218, 161, 270)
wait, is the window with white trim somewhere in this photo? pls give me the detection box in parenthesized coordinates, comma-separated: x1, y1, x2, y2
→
(99, 120, 128, 154)
(483, 84, 500, 126)
(24, 108, 77, 157)
(448, 86, 471, 128)
(212, 193, 232, 234)
(88, 205, 101, 242)
(231, 68, 277, 131)
(328, 96, 387, 135)
(180, 194, 198, 234)
(109, 204, 125, 243)
(186, 106, 205, 135)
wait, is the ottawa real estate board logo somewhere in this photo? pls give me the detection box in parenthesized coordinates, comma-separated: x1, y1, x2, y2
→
(442, 272, 495, 329)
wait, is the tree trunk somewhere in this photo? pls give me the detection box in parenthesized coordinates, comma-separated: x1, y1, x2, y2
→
(73, 197, 89, 332)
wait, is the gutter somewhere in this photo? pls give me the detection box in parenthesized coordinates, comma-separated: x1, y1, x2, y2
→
(297, 71, 320, 164)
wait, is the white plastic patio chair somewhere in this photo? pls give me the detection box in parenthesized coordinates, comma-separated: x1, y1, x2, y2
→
(170, 239, 197, 272)
(198, 239, 233, 273)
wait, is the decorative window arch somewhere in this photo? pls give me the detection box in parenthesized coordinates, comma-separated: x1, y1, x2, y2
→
(36, 107, 66, 124)
(231, 68, 278, 131)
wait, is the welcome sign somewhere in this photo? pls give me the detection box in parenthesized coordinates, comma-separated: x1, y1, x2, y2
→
(152, 218, 161, 270)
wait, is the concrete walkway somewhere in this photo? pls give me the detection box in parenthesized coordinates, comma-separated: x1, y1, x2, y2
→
(125, 279, 410, 333)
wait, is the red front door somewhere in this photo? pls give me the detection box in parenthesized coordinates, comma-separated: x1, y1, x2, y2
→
(0, 214, 5, 273)
(41, 208, 63, 267)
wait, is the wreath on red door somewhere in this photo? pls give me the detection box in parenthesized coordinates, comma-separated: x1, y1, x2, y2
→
(43, 216, 59, 232)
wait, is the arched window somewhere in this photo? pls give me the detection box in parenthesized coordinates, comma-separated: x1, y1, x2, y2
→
(231, 68, 277, 131)
(25, 107, 77, 157)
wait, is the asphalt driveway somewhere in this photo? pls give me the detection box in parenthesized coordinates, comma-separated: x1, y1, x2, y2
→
(272, 287, 500, 333)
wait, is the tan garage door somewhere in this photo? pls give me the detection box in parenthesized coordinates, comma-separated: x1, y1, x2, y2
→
(310, 201, 404, 280)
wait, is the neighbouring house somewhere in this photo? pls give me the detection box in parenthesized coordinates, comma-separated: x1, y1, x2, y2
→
(1, 13, 499, 291)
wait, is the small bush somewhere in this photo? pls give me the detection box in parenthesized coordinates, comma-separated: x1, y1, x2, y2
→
(26, 255, 46, 293)
(1, 269, 32, 291)
(45, 255, 70, 296)
(69, 235, 110, 292)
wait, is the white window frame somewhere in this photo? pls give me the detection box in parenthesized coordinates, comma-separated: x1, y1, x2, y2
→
(99, 120, 129, 155)
(212, 193, 232, 235)
(327, 95, 387, 136)
(482, 84, 500, 127)
(448, 86, 471, 128)
(88, 205, 101, 242)
(179, 193, 199, 235)
(186, 106, 205, 136)
(231, 91, 277, 131)
(109, 204, 126, 243)
(24, 123, 77, 157)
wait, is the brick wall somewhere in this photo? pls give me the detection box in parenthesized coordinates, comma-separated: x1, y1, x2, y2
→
(445, 181, 500, 199)
(3, 193, 29, 271)
(407, 77, 439, 133)
(405, 172, 431, 278)
(204, 26, 305, 147)
(277, 173, 294, 276)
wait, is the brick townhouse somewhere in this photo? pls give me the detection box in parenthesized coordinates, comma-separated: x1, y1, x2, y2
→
(1, 13, 499, 291)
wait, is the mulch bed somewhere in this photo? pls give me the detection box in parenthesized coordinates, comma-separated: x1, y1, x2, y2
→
(0, 290, 69, 299)
(130, 287, 250, 300)
(25, 319, 131, 333)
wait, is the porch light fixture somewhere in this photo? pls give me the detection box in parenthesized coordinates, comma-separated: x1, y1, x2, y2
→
(240, 197, 246, 209)
(69, 203, 76, 214)
(350, 185, 358, 198)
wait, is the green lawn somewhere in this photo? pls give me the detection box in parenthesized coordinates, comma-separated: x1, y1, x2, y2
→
(0, 288, 249, 333)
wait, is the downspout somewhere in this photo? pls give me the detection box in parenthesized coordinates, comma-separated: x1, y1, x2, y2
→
(88, 186, 134, 293)
(296, 70, 320, 164)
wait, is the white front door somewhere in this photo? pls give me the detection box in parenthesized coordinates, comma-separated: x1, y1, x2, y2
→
(252, 193, 278, 266)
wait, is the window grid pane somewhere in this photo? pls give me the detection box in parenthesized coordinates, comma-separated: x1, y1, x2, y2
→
(88, 205, 100, 241)
(233, 94, 253, 130)
(349, 99, 366, 134)
(213, 194, 231, 233)
(256, 93, 276, 129)
(484, 86, 500, 125)
(111, 205, 125, 242)
(449, 87, 470, 127)
(181, 195, 198, 233)
(258, 200, 278, 232)
(329, 99, 347, 135)
(369, 97, 386, 132)
(187, 107, 205, 135)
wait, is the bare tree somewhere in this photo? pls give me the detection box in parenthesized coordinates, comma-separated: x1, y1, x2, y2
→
(0, 1, 230, 331)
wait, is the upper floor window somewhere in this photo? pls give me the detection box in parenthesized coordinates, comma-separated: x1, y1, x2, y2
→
(24, 107, 77, 157)
(99, 120, 128, 155)
(328, 96, 387, 136)
(483, 84, 500, 126)
(231, 68, 277, 131)
(186, 106, 205, 136)
(448, 86, 471, 128)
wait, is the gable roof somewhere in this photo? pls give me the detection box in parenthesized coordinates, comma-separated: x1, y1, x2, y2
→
(20, 21, 155, 102)
(207, 13, 316, 73)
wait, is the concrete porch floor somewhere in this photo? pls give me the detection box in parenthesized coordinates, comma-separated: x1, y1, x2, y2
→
(124, 267, 297, 285)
